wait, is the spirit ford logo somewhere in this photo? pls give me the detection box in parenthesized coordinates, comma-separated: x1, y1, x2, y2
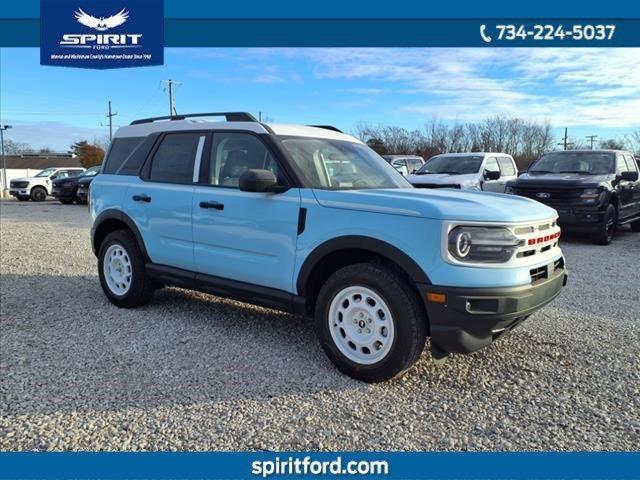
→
(60, 34, 142, 45)
(59, 8, 142, 48)
(41, 0, 163, 69)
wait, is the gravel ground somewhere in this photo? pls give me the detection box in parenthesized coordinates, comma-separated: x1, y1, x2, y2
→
(1, 199, 639, 451)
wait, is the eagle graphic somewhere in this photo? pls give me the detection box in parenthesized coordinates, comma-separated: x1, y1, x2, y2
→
(74, 8, 129, 31)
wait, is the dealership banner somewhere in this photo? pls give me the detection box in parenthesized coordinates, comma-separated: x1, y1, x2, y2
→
(1, 0, 640, 50)
(1, 452, 639, 479)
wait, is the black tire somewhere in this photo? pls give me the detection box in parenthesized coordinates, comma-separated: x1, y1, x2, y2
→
(592, 204, 616, 245)
(631, 219, 640, 232)
(17, 195, 30, 201)
(30, 187, 47, 202)
(59, 198, 74, 205)
(315, 263, 427, 383)
(98, 229, 156, 308)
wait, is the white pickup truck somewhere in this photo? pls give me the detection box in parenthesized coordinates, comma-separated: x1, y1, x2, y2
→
(9, 167, 85, 201)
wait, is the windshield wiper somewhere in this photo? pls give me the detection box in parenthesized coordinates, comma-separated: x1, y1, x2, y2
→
(438, 171, 462, 175)
(529, 170, 553, 174)
(558, 170, 593, 174)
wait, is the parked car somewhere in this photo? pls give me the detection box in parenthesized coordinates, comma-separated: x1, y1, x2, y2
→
(75, 167, 101, 204)
(90, 112, 567, 382)
(9, 167, 86, 202)
(382, 155, 425, 175)
(407, 153, 518, 192)
(507, 150, 640, 245)
(52, 165, 101, 204)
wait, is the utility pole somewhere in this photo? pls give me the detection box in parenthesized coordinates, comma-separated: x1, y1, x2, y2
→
(258, 111, 262, 122)
(557, 128, 574, 150)
(161, 79, 181, 116)
(106, 101, 117, 141)
(586, 135, 598, 150)
(1, 124, 13, 197)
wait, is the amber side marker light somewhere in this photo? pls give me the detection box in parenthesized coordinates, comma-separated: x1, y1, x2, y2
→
(426, 292, 446, 304)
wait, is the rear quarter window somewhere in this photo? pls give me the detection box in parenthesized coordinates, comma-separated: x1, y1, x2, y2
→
(102, 137, 144, 174)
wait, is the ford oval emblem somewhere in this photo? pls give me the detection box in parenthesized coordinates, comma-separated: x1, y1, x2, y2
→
(536, 192, 551, 199)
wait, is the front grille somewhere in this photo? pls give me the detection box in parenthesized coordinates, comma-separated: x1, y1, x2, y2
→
(413, 184, 461, 189)
(513, 187, 582, 207)
(10, 181, 28, 188)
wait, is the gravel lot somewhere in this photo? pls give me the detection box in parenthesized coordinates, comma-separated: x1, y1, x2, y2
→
(1, 199, 639, 451)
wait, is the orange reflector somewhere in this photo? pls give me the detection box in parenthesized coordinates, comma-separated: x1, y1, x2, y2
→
(426, 292, 446, 304)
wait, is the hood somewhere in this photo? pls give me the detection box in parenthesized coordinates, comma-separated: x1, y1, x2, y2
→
(53, 174, 83, 185)
(406, 172, 478, 186)
(513, 172, 614, 187)
(77, 176, 96, 186)
(312, 188, 556, 223)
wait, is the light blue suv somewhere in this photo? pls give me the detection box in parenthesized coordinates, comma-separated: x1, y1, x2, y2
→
(90, 112, 567, 382)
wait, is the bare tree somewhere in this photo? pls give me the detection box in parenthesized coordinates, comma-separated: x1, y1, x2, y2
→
(351, 116, 556, 169)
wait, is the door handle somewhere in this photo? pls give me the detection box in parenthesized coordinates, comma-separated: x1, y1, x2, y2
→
(132, 194, 151, 203)
(200, 200, 224, 210)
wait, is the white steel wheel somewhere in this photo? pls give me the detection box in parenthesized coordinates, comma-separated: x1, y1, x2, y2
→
(103, 243, 132, 296)
(328, 285, 395, 365)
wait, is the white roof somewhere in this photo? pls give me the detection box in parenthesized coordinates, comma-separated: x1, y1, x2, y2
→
(114, 120, 361, 144)
(266, 124, 362, 143)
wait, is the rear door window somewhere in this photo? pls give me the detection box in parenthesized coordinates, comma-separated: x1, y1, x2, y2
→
(148, 133, 205, 184)
(103, 137, 144, 174)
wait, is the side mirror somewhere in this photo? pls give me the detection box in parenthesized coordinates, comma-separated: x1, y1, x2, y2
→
(620, 171, 639, 181)
(239, 169, 285, 193)
(50, 175, 57, 180)
(484, 170, 501, 181)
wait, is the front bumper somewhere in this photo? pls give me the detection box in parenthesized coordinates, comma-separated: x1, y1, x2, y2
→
(52, 186, 75, 199)
(76, 186, 89, 200)
(556, 207, 604, 232)
(418, 266, 567, 356)
(9, 189, 29, 197)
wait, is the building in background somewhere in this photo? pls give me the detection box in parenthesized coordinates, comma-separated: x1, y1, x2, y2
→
(1, 153, 82, 197)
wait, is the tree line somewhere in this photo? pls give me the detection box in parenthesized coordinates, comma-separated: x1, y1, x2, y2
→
(352, 118, 640, 170)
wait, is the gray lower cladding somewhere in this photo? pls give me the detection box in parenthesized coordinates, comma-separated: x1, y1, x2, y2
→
(418, 267, 568, 355)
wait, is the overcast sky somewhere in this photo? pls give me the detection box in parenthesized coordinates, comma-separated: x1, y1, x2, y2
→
(1, 47, 638, 151)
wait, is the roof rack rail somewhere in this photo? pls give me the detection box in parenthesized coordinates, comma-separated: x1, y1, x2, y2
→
(130, 112, 258, 125)
(309, 125, 343, 133)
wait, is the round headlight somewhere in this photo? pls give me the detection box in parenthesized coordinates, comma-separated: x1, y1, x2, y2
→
(455, 231, 472, 258)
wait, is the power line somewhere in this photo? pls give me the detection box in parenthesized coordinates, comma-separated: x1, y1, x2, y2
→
(586, 135, 598, 150)
(161, 79, 182, 116)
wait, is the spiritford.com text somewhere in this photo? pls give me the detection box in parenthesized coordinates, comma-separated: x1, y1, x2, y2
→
(251, 456, 389, 477)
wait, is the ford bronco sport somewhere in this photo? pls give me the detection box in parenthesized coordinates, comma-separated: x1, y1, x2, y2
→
(90, 112, 567, 382)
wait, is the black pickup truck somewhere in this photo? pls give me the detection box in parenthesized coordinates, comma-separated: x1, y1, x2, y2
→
(507, 150, 640, 245)
(51, 165, 100, 204)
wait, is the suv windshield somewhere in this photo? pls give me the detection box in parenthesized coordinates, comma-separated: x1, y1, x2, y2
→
(416, 155, 484, 175)
(81, 166, 101, 177)
(34, 168, 57, 178)
(279, 137, 410, 190)
(529, 152, 615, 174)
